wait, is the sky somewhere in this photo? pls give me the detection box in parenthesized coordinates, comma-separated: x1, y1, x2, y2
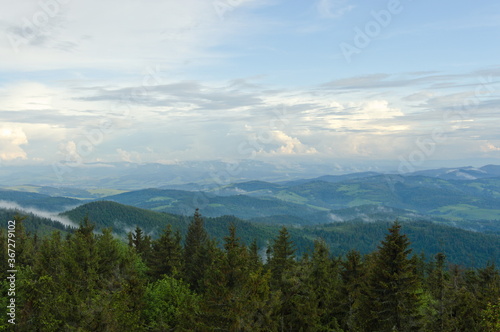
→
(1, 0, 500, 173)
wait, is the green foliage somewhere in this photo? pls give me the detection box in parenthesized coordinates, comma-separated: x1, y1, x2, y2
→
(481, 297, 500, 332)
(61, 200, 500, 267)
(143, 276, 199, 331)
(267, 227, 296, 290)
(367, 221, 423, 331)
(183, 209, 218, 292)
(2, 212, 499, 331)
(149, 224, 183, 280)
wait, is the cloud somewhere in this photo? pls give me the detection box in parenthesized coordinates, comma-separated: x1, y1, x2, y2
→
(268, 130, 318, 155)
(0, 126, 28, 160)
(0, 82, 55, 111)
(0, 0, 259, 72)
(0, 200, 77, 228)
(317, 0, 355, 19)
(117, 149, 142, 163)
(482, 142, 500, 152)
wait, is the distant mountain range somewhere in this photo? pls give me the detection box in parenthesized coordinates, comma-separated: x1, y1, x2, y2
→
(3, 161, 500, 189)
(1, 165, 500, 267)
(1, 164, 499, 234)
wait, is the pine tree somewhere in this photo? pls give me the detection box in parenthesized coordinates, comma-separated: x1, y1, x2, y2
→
(339, 249, 368, 331)
(309, 239, 342, 330)
(61, 216, 100, 328)
(200, 224, 279, 331)
(249, 238, 262, 271)
(368, 221, 422, 331)
(183, 209, 214, 292)
(149, 224, 183, 280)
(128, 226, 152, 261)
(426, 252, 451, 331)
(267, 226, 296, 289)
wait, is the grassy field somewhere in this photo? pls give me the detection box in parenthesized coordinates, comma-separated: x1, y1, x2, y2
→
(433, 204, 500, 220)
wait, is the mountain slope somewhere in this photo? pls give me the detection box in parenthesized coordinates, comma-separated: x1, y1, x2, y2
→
(103, 188, 325, 219)
(59, 201, 500, 267)
(0, 190, 82, 212)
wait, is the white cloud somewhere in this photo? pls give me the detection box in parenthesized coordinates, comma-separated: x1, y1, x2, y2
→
(117, 148, 142, 163)
(0, 200, 77, 227)
(482, 142, 500, 152)
(0, 0, 256, 72)
(257, 130, 318, 156)
(0, 126, 28, 160)
(317, 0, 354, 19)
(0, 82, 55, 111)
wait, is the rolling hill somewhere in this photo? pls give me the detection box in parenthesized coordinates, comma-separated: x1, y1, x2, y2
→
(56, 200, 500, 267)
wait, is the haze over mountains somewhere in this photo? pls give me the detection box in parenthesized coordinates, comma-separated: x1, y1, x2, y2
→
(1, 163, 499, 267)
(2, 160, 500, 189)
(1, 163, 499, 230)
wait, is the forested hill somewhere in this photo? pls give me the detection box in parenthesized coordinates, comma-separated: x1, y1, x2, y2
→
(0, 207, 74, 236)
(0, 189, 81, 212)
(99, 174, 500, 230)
(59, 200, 500, 267)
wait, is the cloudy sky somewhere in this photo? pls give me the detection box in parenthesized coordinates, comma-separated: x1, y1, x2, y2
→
(1, 0, 500, 171)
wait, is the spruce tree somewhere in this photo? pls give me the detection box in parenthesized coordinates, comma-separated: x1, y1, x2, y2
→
(309, 239, 342, 330)
(183, 209, 213, 292)
(267, 226, 296, 289)
(149, 224, 183, 280)
(128, 226, 152, 261)
(426, 252, 451, 331)
(201, 224, 279, 331)
(368, 221, 422, 331)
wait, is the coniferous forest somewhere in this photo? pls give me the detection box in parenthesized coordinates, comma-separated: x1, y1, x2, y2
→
(1, 210, 499, 331)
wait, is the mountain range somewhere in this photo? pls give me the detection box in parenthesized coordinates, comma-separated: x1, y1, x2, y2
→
(0, 164, 499, 267)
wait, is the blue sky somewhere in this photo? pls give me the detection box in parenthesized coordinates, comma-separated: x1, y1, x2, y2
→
(0, 0, 499, 173)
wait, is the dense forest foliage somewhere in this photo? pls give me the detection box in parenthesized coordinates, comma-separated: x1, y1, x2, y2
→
(63, 201, 500, 267)
(1, 211, 499, 331)
(0, 209, 74, 236)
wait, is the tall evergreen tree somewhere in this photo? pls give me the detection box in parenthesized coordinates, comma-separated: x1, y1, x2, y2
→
(339, 249, 368, 331)
(368, 221, 422, 331)
(426, 252, 451, 331)
(309, 239, 342, 330)
(200, 224, 279, 331)
(149, 224, 183, 280)
(128, 226, 152, 261)
(183, 209, 214, 292)
(267, 226, 296, 289)
(248, 238, 262, 271)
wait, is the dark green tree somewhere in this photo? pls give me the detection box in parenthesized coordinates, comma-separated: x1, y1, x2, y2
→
(339, 249, 368, 331)
(149, 224, 183, 280)
(128, 226, 152, 260)
(200, 224, 279, 331)
(267, 226, 296, 289)
(367, 221, 422, 331)
(183, 209, 214, 292)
